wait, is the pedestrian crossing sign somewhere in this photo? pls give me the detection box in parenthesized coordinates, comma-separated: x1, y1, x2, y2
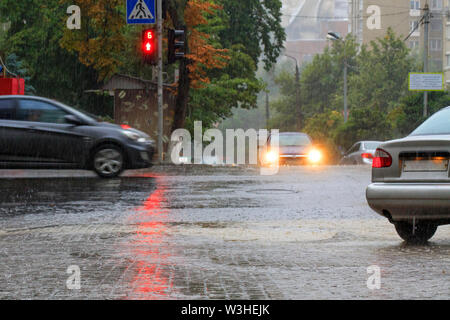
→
(127, 0, 156, 24)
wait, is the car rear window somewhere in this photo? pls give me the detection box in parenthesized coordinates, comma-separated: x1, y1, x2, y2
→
(364, 142, 381, 150)
(411, 108, 450, 136)
(0, 99, 15, 120)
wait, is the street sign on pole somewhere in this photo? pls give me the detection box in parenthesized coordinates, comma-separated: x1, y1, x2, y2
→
(126, 0, 156, 24)
(409, 73, 444, 92)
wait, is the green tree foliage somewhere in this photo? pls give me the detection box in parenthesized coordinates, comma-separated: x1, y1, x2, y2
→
(217, 0, 286, 70)
(389, 91, 450, 137)
(269, 36, 358, 132)
(271, 28, 450, 158)
(0, 1, 283, 129)
(349, 29, 413, 115)
(4, 53, 35, 94)
(0, 0, 111, 116)
(269, 69, 300, 131)
(60, 0, 126, 81)
(186, 45, 265, 131)
(336, 29, 415, 148)
(179, 0, 283, 131)
(301, 37, 358, 118)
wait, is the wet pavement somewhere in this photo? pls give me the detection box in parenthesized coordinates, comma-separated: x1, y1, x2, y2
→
(0, 166, 449, 299)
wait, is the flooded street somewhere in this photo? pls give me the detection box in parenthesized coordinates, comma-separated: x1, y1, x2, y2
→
(0, 166, 449, 299)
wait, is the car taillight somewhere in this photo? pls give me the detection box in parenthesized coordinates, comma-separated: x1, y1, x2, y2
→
(372, 149, 392, 168)
(361, 153, 373, 159)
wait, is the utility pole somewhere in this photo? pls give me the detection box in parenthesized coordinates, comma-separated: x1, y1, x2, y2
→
(284, 55, 301, 127)
(294, 63, 301, 127)
(326, 32, 348, 123)
(344, 58, 348, 123)
(266, 91, 270, 128)
(157, 0, 164, 163)
(423, 2, 430, 118)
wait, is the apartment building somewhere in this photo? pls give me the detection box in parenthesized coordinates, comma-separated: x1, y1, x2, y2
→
(282, 0, 349, 66)
(442, 0, 450, 84)
(349, 0, 444, 71)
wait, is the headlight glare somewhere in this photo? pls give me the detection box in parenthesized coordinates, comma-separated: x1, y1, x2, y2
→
(308, 149, 322, 163)
(265, 150, 279, 163)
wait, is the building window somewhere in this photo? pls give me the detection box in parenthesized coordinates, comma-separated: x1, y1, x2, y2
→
(410, 21, 420, 32)
(409, 40, 420, 49)
(432, 60, 443, 70)
(431, 0, 443, 9)
(446, 54, 450, 67)
(447, 25, 450, 39)
(411, 0, 420, 9)
(431, 20, 442, 31)
(430, 39, 442, 51)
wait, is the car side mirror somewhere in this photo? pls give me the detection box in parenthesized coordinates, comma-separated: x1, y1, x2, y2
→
(64, 114, 84, 126)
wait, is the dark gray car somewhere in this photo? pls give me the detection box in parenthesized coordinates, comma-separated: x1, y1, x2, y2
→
(0, 95, 155, 177)
(366, 107, 450, 242)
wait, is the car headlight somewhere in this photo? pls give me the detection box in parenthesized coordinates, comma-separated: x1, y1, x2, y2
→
(308, 149, 322, 163)
(265, 150, 279, 163)
(122, 130, 151, 143)
(122, 130, 141, 141)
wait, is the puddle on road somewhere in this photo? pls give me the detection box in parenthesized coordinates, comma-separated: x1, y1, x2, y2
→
(170, 219, 450, 245)
(247, 189, 299, 195)
(0, 223, 136, 238)
(0, 177, 157, 205)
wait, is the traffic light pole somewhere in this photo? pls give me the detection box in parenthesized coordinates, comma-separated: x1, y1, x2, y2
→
(157, 0, 164, 163)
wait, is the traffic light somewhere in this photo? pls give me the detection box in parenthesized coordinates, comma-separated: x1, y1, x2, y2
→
(168, 28, 186, 64)
(142, 28, 157, 65)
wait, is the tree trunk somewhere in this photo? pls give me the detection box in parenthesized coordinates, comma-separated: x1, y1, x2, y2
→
(172, 57, 190, 131)
(168, 0, 191, 132)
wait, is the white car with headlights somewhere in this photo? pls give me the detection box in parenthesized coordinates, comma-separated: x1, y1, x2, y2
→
(260, 132, 323, 166)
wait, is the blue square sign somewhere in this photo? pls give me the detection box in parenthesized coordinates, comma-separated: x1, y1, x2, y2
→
(127, 0, 156, 24)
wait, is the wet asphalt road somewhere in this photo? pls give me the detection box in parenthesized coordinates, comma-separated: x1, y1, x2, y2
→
(0, 165, 449, 300)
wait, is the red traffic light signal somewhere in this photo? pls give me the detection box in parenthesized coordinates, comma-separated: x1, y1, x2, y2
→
(142, 29, 157, 65)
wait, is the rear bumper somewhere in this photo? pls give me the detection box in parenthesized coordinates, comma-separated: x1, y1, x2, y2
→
(125, 143, 155, 169)
(366, 183, 450, 221)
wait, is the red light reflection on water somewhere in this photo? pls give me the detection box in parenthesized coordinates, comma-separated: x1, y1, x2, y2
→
(127, 179, 173, 299)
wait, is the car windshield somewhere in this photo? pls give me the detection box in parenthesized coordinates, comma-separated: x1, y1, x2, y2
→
(276, 135, 312, 146)
(411, 108, 450, 136)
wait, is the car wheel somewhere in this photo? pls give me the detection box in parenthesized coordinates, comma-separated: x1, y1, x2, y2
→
(92, 145, 124, 178)
(394, 221, 438, 243)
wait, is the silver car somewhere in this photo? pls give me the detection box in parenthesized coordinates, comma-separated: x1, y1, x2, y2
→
(366, 107, 450, 242)
(340, 141, 383, 165)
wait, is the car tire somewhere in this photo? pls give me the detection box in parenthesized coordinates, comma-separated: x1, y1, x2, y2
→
(394, 221, 438, 243)
(92, 144, 124, 178)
